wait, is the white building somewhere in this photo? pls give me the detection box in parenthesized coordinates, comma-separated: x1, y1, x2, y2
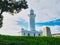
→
(52, 33, 60, 36)
(19, 9, 42, 36)
(43, 27, 51, 36)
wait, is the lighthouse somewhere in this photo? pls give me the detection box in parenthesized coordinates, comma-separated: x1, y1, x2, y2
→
(20, 9, 41, 36)
(28, 9, 36, 31)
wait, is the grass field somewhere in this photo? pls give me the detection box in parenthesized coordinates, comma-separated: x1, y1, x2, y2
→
(0, 35, 60, 45)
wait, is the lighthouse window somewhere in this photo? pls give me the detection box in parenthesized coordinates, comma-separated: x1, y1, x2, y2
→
(39, 34, 40, 36)
(28, 33, 30, 36)
(34, 33, 35, 36)
(24, 33, 25, 35)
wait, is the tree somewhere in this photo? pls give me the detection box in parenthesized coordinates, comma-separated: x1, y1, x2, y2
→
(0, 0, 28, 28)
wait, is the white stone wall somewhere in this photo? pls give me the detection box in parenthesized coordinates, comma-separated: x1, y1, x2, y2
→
(20, 29, 41, 36)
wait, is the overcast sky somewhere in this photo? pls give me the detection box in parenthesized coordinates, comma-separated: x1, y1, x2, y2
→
(0, 0, 60, 36)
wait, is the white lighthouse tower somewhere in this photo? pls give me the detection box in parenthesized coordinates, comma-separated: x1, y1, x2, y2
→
(20, 9, 42, 36)
(28, 9, 36, 31)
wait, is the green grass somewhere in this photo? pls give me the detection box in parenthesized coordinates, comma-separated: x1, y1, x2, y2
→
(0, 35, 60, 45)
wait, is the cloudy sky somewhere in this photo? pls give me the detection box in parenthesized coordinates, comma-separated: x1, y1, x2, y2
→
(0, 0, 60, 35)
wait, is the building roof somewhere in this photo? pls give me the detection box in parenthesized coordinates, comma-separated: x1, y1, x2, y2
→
(52, 33, 60, 35)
